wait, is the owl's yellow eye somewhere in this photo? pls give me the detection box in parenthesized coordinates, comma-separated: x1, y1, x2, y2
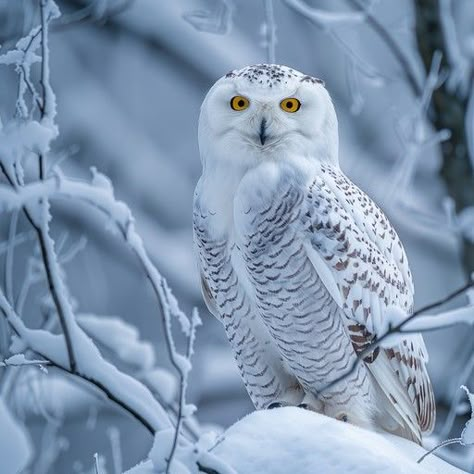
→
(230, 96, 250, 111)
(280, 97, 301, 113)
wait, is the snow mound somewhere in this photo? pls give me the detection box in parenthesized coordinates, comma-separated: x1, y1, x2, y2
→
(125, 408, 467, 473)
(211, 408, 465, 474)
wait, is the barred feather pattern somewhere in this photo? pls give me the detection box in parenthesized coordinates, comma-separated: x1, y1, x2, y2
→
(194, 204, 291, 409)
(236, 183, 374, 417)
(304, 163, 435, 437)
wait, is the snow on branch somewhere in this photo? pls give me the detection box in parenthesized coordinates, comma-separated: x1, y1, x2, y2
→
(0, 354, 50, 370)
(282, 0, 367, 28)
(346, 0, 422, 96)
(183, 0, 234, 35)
(417, 385, 474, 464)
(385, 51, 451, 203)
(261, 0, 277, 64)
(0, 287, 173, 434)
(439, 0, 472, 96)
(164, 307, 201, 473)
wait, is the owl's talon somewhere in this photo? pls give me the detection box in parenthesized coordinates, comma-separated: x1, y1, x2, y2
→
(298, 403, 310, 410)
(267, 402, 283, 409)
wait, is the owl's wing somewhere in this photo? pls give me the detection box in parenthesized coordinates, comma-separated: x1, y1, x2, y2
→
(303, 164, 435, 440)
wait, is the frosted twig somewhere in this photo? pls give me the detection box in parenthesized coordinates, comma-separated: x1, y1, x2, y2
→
(166, 306, 201, 473)
(5, 210, 18, 305)
(0, 25, 44, 115)
(439, 0, 471, 95)
(107, 426, 122, 474)
(417, 438, 463, 464)
(440, 359, 474, 440)
(34, 422, 66, 474)
(418, 51, 444, 118)
(0, 355, 50, 368)
(385, 51, 448, 201)
(59, 236, 87, 263)
(346, 58, 364, 115)
(16, 255, 41, 316)
(12, 0, 77, 374)
(39, 0, 57, 123)
(93, 453, 101, 474)
(0, 231, 35, 255)
(33, 217, 79, 372)
(262, 0, 276, 63)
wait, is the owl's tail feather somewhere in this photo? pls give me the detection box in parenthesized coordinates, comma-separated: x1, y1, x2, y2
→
(367, 353, 423, 445)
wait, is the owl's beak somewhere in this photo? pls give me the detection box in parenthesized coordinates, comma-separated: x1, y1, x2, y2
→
(259, 118, 267, 146)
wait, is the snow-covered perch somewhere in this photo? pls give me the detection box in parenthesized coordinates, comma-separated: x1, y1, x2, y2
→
(127, 408, 465, 474)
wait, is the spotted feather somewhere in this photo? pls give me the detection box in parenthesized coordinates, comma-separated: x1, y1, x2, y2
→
(304, 163, 435, 441)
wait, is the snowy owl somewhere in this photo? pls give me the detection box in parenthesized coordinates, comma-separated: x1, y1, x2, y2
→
(193, 64, 435, 443)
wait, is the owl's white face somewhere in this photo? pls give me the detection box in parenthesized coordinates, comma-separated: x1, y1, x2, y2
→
(198, 64, 339, 170)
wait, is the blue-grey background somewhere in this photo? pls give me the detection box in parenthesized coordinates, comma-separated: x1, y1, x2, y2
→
(0, 1, 472, 472)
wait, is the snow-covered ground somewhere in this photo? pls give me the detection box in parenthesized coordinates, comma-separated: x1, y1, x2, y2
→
(126, 408, 466, 474)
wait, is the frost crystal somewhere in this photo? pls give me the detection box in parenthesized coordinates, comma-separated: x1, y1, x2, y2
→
(461, 386, 474, 445)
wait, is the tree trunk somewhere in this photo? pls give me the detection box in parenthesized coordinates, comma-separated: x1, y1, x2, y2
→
(414, 0, 474, 273)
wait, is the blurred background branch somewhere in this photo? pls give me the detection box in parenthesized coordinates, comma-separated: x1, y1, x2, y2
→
(414, 0, 474, 273)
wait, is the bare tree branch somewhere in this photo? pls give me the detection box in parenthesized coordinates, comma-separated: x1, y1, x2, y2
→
(417, 437, 463, 463)
(0, 287, 163, 435)
(345, 0, 422, 96)
(262, 0, 277, 63)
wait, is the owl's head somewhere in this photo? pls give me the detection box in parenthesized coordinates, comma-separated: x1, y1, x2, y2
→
(198, 64, 339, 170)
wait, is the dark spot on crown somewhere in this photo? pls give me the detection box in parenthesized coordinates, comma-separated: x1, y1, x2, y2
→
(300, 75, 325, 86)
(224, 64, 311, 87)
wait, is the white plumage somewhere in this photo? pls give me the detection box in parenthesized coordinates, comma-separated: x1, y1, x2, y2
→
(193, 64, 435, 443)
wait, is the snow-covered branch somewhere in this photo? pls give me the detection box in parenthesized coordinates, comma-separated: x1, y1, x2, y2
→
(165, 307, 201, 473)
(182, 0, 234, 35)
(385, 51, 451, 203)
(346, 0, 422, 96)
(0, 286, 173, 434)
(439, 0, 472, 96)
(281, 0, 367, 28)
(0, 354, 50, 369)
(261, 0, 276, 63)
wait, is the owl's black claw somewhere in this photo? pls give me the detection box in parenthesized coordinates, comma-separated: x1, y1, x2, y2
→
(267, 402, 283, 409)
(298, 403, 310, 410)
